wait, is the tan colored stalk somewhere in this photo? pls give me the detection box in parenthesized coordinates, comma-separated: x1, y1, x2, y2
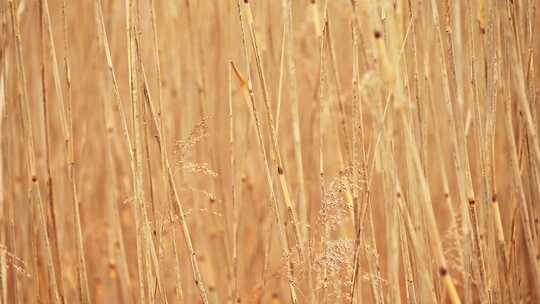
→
(464, 0, 507, 301)
(8, 1, 61, 303)
(406, 1, 428, 171)
(101, 90, 133, 303)
(326, 18, 351, 168)
(242, 1, 305, 259)
(95, 0, 134, 153)
(96, 2, 172, 302)
(261, 217, 274, 302)
(400, 107, 462, 304)
(376, 11, 402, 303)
(275, 25, 286, 135)
(320, 19, 356, 228)
(317, 19, 329, 303)
(148, 0, 165, 156)
(228, 63, 240, 304)
(38, 0, 93, 300)
(503, 1, 540, 290)
(398, 212, 417, 304)
(426, 1, 484, 301)
(230, 60, 297, 304)
(395, 184, 438, 304)
(480, 1, 504, 300)
(38, 2, 64, 302)
(504, 0, 540, 199)
(170, 214, 185, 303)
(234, 1, 299, 302)
(139, 48, 210, 304)
(448, 3, 491, 299)
(372, 4, 462, 302)
(352, 21, 384, 304)
(501, 23, 540, 300)
(503, 97, 540, 298)
(381, 131, 401, 304)
(142, 104, 157, 223)
(490, 8, 512, 301)
(349, 12, 412, 300)
(282, 0, 309, 246)
(0, 64, 6, 304)
(310, 0, 321, 38)
(349, 24, 362, 302)
(132, 18, 171, 304)
(428, 73, 462, 269)
(352, 44, 387, 304)
(3, 59, 22, 304)
(124, 1, 150, 302)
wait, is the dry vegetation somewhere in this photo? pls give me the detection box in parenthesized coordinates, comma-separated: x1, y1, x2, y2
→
(1, 0, 540, 303)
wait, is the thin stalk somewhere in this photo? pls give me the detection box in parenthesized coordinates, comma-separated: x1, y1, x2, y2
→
(8, 2, 61, 303)
(282, 0, 310, 249)
(242, 1, 305, 261)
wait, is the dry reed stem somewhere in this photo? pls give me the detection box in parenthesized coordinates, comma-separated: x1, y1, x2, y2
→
(8, 1, 61, 303)
(243, 1, 306, 262)
(230, 59, 297, 304)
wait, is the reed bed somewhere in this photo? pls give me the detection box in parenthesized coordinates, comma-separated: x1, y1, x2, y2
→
(1, 0, 540, 303)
